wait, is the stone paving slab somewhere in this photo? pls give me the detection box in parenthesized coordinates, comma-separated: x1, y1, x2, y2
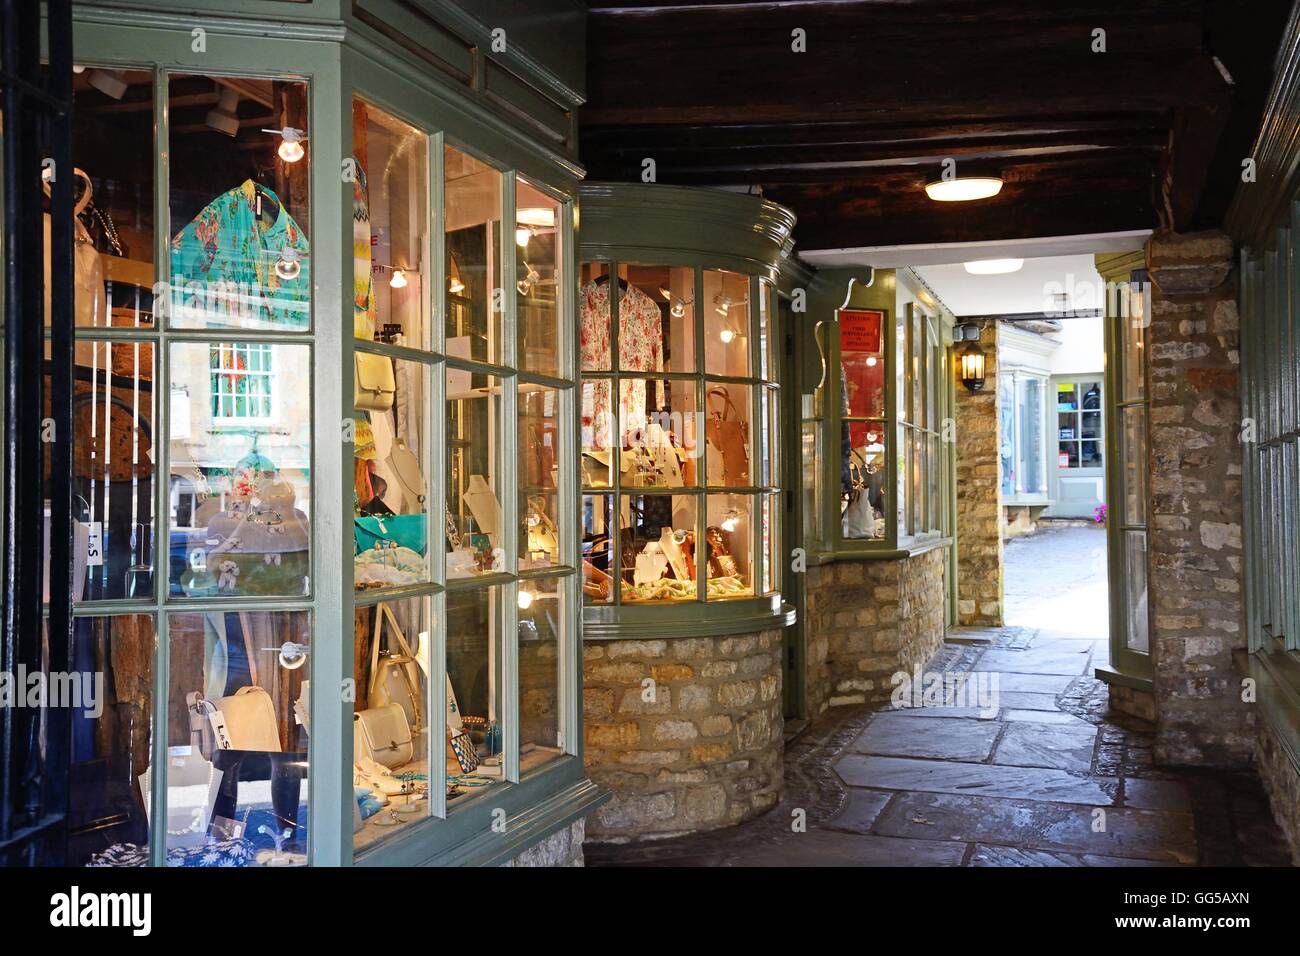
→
(995, 691, 1063, 711)
(850, 712, 1002, 761)
(986, 672, 1078, 694)
(876, 705, 999, 720)
(734, 829, 969, 867)
(821, 789, 895, 834)
(973, 645, 1093, 676)
(836, 754, 1114, 805)
(968, 845, 1183, 867)
(1002, 709, 1094, 726)
(1122, 777, 1193, 812)
(993, 721, 1099, 772)
(872, 791, 1198, 864)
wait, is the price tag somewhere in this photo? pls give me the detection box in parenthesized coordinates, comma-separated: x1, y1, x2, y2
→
(207, 709, 233, 750)
(85, 521, 104, 567)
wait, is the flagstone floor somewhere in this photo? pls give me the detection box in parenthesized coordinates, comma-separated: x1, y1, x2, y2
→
(586, 527, 1291, 867)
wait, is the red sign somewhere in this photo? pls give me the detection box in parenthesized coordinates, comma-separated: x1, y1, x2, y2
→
(840, 309, 884, 354)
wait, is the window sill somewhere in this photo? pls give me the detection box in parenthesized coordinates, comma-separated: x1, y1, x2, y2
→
(582, 595, 795, 640)
(806, 536, 953, 564)
(1094, 661, 1153, 692)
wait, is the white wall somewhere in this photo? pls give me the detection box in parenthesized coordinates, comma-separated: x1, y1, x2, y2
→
(1047, 313, 1104, 376)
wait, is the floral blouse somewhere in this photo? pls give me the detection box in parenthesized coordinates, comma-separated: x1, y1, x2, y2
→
(170, 180, 310, 330)
(580, 279, 664, 449)
(353, 162, 377, 340)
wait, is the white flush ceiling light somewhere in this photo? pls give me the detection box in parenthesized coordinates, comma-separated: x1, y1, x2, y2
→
(924, 176, 1003, 202)
(516, 207, 556, 228)
(963, 258, 1024, 275)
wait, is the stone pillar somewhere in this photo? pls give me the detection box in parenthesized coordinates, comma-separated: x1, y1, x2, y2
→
(955, 321, 1003, 625)
(1145, 229, 1251, 767)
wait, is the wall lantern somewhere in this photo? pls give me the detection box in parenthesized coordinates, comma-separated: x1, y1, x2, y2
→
(957, 324, 986, 391)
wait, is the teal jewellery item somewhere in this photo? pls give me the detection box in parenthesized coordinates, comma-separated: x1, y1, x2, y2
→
(170, 180, 311, 329)
(354, 514, 427, 555)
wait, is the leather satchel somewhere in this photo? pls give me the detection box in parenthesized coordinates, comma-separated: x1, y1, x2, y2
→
(355, 351, 396, 411)
(354, 702, 414, 769)
(368, 603, 424, 734)
(705, 386, 750, 486)
(217, 686, 282, 752)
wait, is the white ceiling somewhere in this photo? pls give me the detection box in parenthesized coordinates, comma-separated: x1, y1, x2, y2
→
(913, 254, 1108, 318)
(798, 229, 1148, 270)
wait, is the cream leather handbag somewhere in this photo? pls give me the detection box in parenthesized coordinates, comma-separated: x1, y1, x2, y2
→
(43, 168, 105, 329)
(355, 351, 396, 411)
(368, 603, 423, 734)
(217, 686, 282, 752)
(354, 702, 413, 769)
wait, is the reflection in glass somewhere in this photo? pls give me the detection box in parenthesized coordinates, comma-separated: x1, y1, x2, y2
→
(1122, 406, 1147, 525)
(70, 615, 154, 867)
(1125, 531, 1149, 652)
(517, 177, 563, 375)
(446, 373, 503, 578)
(354, 352, 430, 589)
(353, 100, 429, 348)
(353, 597, 432, 849)
(619, 494, 697, 603)
(167, 611, 310, 866)
(169, 342, 311, 598)
(169, 75, 311, 331)
(446, 587, 506, 805)
(445, 144, 502, 365)
(518, 578, 565, 771)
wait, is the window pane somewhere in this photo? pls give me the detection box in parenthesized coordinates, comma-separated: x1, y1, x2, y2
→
(999, 374, 1015, 496)
(445, 145, 502, 365)
(64, 339, 157, 600)
(1021, 377, 1045, 494)
(704, 381, 752, 487)
(619, 264, 696, 373)
(619, 494, 698, 603)
(446, 372, 503, 578)
(353, 100, 429, 349)
(623, 378, 700, 488)
(582, 494, 614, 604)
(705, 494, 754, 600)
(71, 615, 154, 867)
(760, 493, 777, 595)
(353, 596, 433, 849)
(1124, 531, 1149, 652)
(703, 269, 750, 376)
(354, 352, 431, 590)
(581, 376, 614, 487)
(169, 75, 310, 331)
(1122, 284, 1146, 401)
(446, 587, 507, 805)
(840, 308, 885, 419)
(67, 69, 155, 331)
(167, 610, 310, 866)
(758, 280, 774, 380)
(517, 177, 563, 376)
(169, 342, 311, 598)
(579, 262, 612, 372)
(1122, 406, 1147, 525)
(518, 577, 566, 770)
(801, 420, 821, 544)
(521, 384, 562, 571)
(844, 433, 887, 541)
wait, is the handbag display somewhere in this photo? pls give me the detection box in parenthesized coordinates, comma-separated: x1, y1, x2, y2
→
(355, 351, 396, 411)
(43, 167, 106, 329)
(705, 526, 741, 579)
(625, 422, 684, 488)
(216, 686, 282, 753)
(354, 702, 414, 769)
(355, 514, 427, 555)
(705, 386, 751, 486)
(368, 603, 424, 734)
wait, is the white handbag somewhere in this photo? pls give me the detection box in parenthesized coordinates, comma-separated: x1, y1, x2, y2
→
(43, 168, 105, 329)
(355, 351, 396, 411)
(368, 603, 423, 734)
(354, 702, 414, 769)
(217, 686, 282, 753)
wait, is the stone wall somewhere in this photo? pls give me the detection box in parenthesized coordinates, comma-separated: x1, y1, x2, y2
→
(956, 322, 1003, 625)
(1254, 722, 1300, 866)
(582, 630, 784, 842)
(502, 819, 586, 867)
(804, 548, 947, 710)
(1145, 230, 1252, 767)
(1002, 504, 1042, 540)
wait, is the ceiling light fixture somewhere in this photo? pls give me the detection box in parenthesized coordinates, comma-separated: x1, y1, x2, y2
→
(205, 88, 241, 137)
(516, 207, 555, 229)
(262, 126, 306, 163)
(87, 68, 128, 100)
(924, 176, 1003, 202)
(963, 258, 1024, 275)
(448, 276, 465, 295)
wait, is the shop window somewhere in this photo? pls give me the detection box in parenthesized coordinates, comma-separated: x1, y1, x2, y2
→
(211, 343, 274, 421)
(1000, 370, 1049, 501)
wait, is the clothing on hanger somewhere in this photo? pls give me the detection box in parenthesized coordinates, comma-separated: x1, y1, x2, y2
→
(580, 279, 665, 450)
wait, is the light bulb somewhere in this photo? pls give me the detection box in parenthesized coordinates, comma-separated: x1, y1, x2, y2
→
(275, 248, 301, 281)
(389, 269, 407, 289)
(515, 226, 532, 248)
(963, 258, 1024, 275)
(721, 511, 739, 533)
(924, 176, 1003, 202)
(277, 127, 305, 163)
(719, 328, 735, 344)
(866, 355, 877, 366)
(671, 302, 685, 319)
(518, 589, 536, 610)
(449, 276, 465, 294)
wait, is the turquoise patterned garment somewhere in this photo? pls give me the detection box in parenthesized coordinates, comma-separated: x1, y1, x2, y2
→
(170, 180, 310, 329)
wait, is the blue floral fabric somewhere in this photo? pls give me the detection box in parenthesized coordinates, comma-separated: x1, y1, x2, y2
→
(88, 839, 256, 868)
(170, 180, 310, 330)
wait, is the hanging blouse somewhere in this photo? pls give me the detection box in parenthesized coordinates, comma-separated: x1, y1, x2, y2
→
(170, 180, 310, 330)
(579, 279, 664, 449)
(353, 162, 377, 340)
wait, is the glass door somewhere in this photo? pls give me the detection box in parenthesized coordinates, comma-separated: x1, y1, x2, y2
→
(1048, 375, 1105, 518)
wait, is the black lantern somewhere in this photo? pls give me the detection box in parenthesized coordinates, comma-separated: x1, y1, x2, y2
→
(959, 340, 986, 391)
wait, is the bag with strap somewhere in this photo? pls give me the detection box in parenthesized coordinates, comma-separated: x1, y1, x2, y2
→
(841, 453, 874, 539)
(354, 702, 413, 769)
(355, 514, 427, 555)
(368, 602, 424, 734)
(355, 351, 396, 411)
(705, 386, 751, 486)
(43, 167, 105, 329)
(217, 686, 282, 752)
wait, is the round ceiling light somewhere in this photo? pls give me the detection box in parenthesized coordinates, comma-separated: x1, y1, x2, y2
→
(963, 258, 1024, 275)
(924, 176, 1003, 202)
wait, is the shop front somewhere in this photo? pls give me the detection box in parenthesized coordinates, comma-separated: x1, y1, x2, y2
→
(48, 0, 601, 868)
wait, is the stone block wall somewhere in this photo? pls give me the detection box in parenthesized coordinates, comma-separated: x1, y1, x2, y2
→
(502, 819, 586, 867)
(804, 548, 947, 710)
(582, 630, 784, 842)
(1254, 722, 1300, 865)
(955, 322, 1003, 625)
(1146, 230, 1252, 766)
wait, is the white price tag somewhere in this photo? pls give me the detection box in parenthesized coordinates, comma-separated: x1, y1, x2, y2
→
(85, 521, 103, 567)
(207, 709, 233, 750)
